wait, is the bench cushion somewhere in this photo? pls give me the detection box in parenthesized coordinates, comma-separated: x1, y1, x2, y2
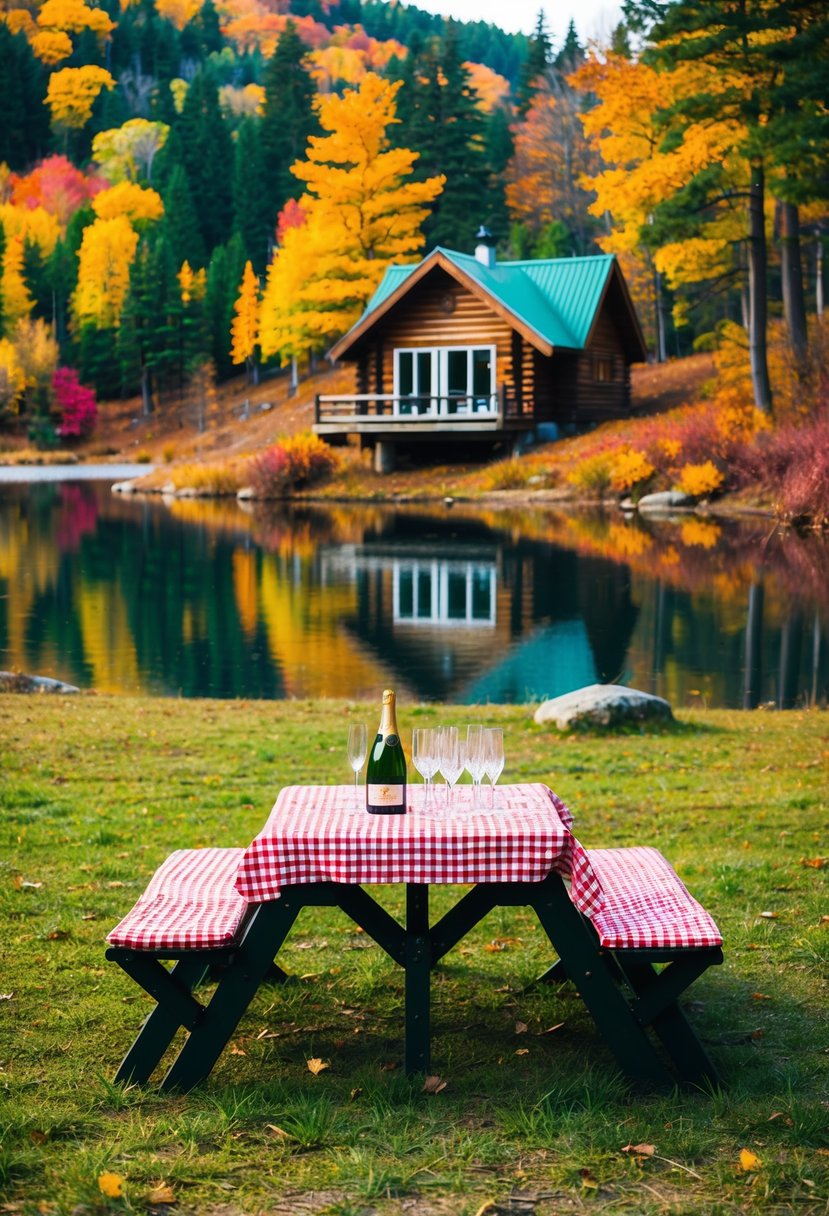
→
(585, 847, 722, 949)
(107, 848, 248, 950)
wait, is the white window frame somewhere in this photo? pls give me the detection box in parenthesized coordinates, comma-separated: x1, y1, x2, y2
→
(392, 559, 496, 628)
(393, 346, 497, 416)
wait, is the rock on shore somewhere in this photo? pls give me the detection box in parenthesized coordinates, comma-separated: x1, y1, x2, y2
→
(535, 683, 673, 730)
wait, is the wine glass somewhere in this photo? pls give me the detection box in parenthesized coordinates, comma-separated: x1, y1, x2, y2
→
(347, 723, 368, 803)
(438, 726, 464, 812)
(483, 728, 504, 810)
(412, 728, 440, 810)
(465, 725, 486, 810)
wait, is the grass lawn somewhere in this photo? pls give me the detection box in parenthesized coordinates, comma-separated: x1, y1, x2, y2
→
(1, 697, 827, 1216)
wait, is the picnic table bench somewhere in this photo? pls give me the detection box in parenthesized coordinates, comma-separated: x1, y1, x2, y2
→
(106, 785, 723, 1093)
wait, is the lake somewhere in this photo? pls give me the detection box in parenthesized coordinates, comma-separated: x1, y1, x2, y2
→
(1, 478, 826, 707)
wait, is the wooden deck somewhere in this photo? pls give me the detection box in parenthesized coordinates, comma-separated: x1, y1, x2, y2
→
(314, 394, 536, 444)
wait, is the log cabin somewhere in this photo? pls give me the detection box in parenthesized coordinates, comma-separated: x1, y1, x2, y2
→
(317, 230, 648, 472)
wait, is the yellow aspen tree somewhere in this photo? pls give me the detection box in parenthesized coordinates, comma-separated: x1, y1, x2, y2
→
(1, 237, 33, 328)
(259, 72, 444, 361)
(92, 119, 169, 183)
(0, 338, 26, 419)
(230, 261, 261, 384)
(46, 65, 115, 131)
(72, 215, 138, 329)
(92, 181, 164, 224)
(30, 29, 73, 64)
(37, 0, 115, 38)
(0, 203, 61, 259)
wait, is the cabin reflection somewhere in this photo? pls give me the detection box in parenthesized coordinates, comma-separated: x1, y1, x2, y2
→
(320, 520, 638, 702)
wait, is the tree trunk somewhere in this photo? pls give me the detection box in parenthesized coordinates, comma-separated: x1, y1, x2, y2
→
(780, 199, 808, 367)
(747, 158, 773, 415)
(141, 363, 153, 416)
(653, 263, 667, 363)
(817, 237, 824, 318)
(290, 355, 298, 396)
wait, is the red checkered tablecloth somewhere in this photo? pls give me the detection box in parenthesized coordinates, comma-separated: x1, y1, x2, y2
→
(234, 782, 604, 917)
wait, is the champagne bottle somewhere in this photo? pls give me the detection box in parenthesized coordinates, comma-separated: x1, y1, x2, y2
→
(366, 689, 407, 815)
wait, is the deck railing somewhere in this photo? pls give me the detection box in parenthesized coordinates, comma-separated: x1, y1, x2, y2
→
(315, 392, 527, 425)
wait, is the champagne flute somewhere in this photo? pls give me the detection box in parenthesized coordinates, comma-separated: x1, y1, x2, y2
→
(438, 726, 464, 813)
(412, 728, 439, 810)
(347, 723, 368, 803)
(483, 728, 504, 810)
(465, 724, 486, 810)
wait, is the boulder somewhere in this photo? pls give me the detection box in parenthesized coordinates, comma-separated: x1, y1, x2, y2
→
(534, 683, 673, 730)
(0, 671, 80, 694)
(637, 490, 695, 513)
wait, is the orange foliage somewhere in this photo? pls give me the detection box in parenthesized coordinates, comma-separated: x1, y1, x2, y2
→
(309, 25, 405, 90)
(223, 11, 329, 56)
(10, 155, 105, 225)
(464, 61, 510, 112)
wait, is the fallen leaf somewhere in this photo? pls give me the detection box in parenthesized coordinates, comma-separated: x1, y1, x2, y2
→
(799, 857, 826, 869)
(349, 1087, 363, 1101)
(81, 913, 97, 921)
(751, 993, 772, 1001)
(20, 880, 43, 890)
(515, 1048, 529, 1056)
(538, 1022, 565, 1036)
(473, 1203, 496, 1216)
(515, 1021, 528, 1034)
(265, 1124, 289, 1139)
(767, 1112, 793, 1125)
(622, 1143, 656, 1156)
(147, 1182, 175, 1204)
(229, 1043, 247, 1056)
(750, 1028, 765, 1039)
(380, 1060, 397, 1071)
(306, 1057, 329, 1076)
(758, 911, 779, 919)
(47, 930, 70, 941)
(579, 1168, 598, 1189)
(422, 1075, 447, 1094)
(0, 993, 14, 1001)
(29, 1131, 47, 1146)
(739, 1148, 762, 1172)
(98, 1172, 125, 1198)
(820, 916, 829, 926)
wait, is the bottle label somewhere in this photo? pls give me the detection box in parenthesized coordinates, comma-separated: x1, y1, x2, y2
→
(384, 734, 399, 747)
(368, 783, 405, 808)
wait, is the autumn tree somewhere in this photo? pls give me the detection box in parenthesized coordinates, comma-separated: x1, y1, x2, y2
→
(258, 73, 444, 364)
(46, 65, 115, 135)
(92, 119, 170, 184)
(230, 260, 261, 384)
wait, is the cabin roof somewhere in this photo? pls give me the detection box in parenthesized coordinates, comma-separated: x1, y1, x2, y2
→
(329, 248, 645, 362)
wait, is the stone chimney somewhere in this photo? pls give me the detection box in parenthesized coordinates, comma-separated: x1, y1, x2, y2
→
(474, 225, 496, 269)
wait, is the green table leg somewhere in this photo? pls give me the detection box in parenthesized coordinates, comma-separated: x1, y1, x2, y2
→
(532, 878, 674, 1087)
(113, 956, 209, 1086)
(404, 884, 430, 1076)
(161, 899, 301, 1093)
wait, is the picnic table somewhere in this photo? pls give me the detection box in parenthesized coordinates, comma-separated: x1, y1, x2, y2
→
(106, 783, 723, 1092)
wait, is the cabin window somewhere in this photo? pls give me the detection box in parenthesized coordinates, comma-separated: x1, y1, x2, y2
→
(392, 559, 496, 627)
(393, 346, 496, 414)
(594, 355, 613, 382)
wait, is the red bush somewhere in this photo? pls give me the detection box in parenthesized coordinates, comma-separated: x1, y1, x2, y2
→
(53, 367, 97, 439)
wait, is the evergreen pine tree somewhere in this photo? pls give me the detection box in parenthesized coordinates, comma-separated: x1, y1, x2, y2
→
(232, 118, 272, 274)
(515, 10, 552, 116)
(0, 25, 49, 170)
(260, 23, 317, 219)
(161, 161, 207, 270)
(205, 233, 246, 380)
(555, 19, 584, 73)
(177, 71, 234, 255)
(397, 29, 491, 251)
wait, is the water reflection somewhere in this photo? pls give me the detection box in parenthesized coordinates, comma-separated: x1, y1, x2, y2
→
(0, 480, 826, 707)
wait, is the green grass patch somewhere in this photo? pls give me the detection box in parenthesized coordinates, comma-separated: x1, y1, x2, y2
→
(0, 697, 827, 1214)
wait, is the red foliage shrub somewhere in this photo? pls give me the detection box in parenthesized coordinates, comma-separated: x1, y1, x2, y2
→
(731, 410, 829, 524)
(247, 445, 290, 498)
(53, 367, 97, 439)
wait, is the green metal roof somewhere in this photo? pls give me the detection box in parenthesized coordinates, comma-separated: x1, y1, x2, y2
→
(360, 249, 617, 351)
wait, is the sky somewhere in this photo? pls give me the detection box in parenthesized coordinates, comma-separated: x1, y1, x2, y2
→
(402, 0, 623, 48)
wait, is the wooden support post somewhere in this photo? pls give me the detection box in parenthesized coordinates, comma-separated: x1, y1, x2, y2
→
(404, 884, 430, 1076)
